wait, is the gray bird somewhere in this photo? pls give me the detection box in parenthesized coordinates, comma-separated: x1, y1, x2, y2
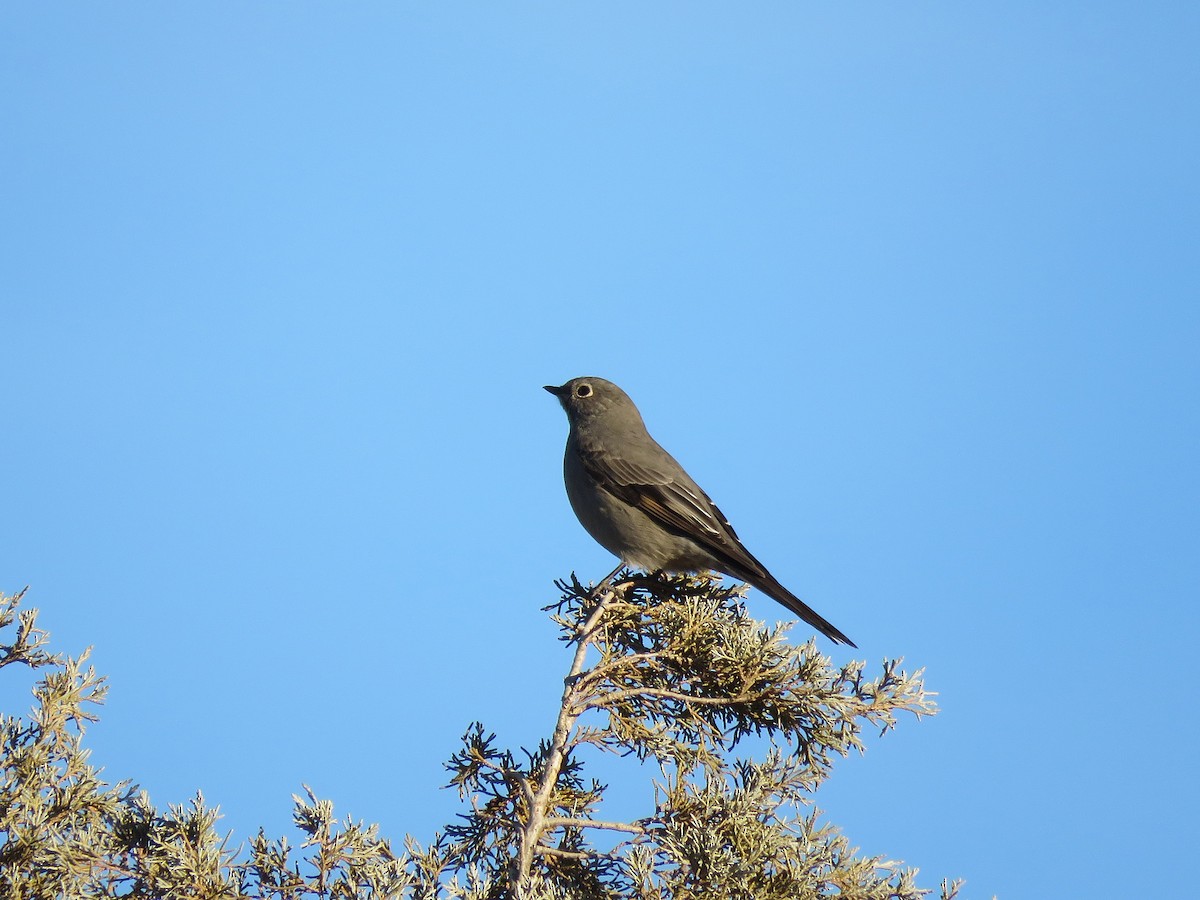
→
(545, 377, 856, 647)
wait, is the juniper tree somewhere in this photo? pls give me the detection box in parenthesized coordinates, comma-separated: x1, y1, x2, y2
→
(0, 580, 962, 899)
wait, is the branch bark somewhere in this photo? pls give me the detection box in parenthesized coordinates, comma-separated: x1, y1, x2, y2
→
(511, 579, 624, 899)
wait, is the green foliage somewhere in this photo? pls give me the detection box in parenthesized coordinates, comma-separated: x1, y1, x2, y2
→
(0, 580, 964, 899)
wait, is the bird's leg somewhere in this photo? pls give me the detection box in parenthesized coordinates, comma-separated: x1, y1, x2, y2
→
(597, 562, 629, 588)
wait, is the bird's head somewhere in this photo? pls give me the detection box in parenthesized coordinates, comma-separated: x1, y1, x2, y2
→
(543, 377, 639, 428)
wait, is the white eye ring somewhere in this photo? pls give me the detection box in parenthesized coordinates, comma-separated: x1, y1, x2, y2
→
(576, 384, 592, 398)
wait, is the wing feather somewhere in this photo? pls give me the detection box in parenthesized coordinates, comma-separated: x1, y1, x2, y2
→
(576, 446, 766, 578)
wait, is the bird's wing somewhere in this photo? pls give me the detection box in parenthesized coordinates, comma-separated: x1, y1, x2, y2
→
(576, 445, 767, 579)
(579, 441, 858, 648)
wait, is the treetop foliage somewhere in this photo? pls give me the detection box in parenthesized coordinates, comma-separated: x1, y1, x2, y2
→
(0, 578, 963, 899)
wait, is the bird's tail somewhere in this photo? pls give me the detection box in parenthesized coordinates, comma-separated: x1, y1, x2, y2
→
(747, 572, 857, 648)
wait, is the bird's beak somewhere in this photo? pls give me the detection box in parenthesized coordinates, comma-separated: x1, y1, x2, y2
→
(543, 383, 567, 397)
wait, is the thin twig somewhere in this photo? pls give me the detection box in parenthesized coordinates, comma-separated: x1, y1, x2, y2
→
(575, 650, 668, 689)
(542, 816, 646, 836)
(585, 687, 762, 710)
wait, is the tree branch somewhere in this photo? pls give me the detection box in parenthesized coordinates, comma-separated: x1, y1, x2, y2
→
(585, 686, 762, 710)
(542, 816, 646, 835)
(511, 579, 624, 899)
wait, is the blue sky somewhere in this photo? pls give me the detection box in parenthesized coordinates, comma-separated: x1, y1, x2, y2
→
(4, 4, 1198, 896)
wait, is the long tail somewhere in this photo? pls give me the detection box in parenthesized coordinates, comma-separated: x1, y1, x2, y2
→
(747, 571, 857, 648)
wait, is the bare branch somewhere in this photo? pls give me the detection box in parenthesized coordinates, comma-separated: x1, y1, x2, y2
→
(542, 816, 647, 836)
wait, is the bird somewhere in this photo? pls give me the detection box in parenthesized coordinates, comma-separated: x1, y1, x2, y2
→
(544, 376, 855, 647)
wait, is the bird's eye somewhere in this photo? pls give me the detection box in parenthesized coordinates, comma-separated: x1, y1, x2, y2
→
(576, 384, 592, 398)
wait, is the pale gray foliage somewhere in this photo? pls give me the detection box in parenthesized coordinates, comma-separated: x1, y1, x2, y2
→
(0, 580, 965, 899)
